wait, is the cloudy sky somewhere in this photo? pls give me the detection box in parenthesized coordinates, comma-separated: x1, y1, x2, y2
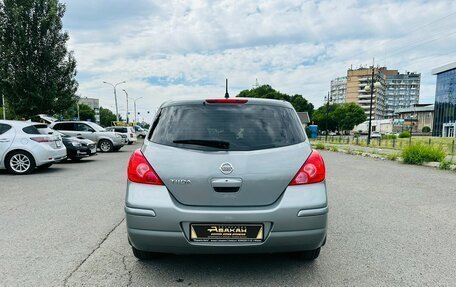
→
(62, 0, 456, 122)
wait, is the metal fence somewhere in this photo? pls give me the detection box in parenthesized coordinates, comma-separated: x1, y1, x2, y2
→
(312, 135, 456, 155)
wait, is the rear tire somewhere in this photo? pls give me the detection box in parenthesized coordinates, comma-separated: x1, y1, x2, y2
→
(98, 140, 113, 152)
(295, 247, 321, 261)
(128, 141, 133, 145)
(5, 150, 36, 175)
(131, 247, 162, 260)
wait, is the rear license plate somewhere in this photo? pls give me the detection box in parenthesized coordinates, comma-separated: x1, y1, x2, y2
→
(190, 223, 263, 242)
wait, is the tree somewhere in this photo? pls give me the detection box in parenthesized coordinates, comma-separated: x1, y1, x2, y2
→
(0, 0, 78, 118)
(99, 107, 117, 127)
(312, 103, 366, 133)
(237, 85, 314, 116)
(333, 103, 366, 133)
(311, 104, 339, 132)
(78, 104, 95, 122)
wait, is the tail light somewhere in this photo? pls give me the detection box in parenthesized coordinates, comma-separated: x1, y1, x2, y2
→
(289, 150, 326, 185)
(127, 149, 163, 185)
(30, 137, 53, 143)
(206, 99, 248, 104)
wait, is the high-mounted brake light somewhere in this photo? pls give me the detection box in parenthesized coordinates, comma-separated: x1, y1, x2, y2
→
(127, 149, 164, 185)
(206, 99, 248, 104)
(30, 137, 53, 143)
(289, 150, 326, 185)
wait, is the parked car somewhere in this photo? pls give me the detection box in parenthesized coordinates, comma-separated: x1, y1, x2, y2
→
(125, 98, 327, 260)
(49, 121, 127, 152)
(133, 125, 147, 139)
(0, 120, 66, 174)
(106, 126, 137, 145)
(370, 131, 382, 138)
(56, 131, 97, 161)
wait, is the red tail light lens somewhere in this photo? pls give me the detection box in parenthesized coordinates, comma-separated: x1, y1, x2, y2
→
(289, 150, 326, 185)
(128, 149, 164, 185)
(206, 99, 248, 104)
(30, 137, 53, 143)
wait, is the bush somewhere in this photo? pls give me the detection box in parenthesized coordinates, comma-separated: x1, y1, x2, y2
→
(386, 153, 400, 161)
(422, 126, 431, 133)
(398, 131, 411, 138)
(383, 134, 397, 140)
(402, 144, 445, 165)
(329, 146, 339, 152)
(439, 160, 452, 170)
(314, 143, 325, 150)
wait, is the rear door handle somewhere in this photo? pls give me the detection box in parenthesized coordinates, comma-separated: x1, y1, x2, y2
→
(211, 178, 242, 193)
(0, 138, 10, 142)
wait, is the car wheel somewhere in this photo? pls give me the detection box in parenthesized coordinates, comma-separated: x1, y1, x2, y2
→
(99, 140, 113, 152)
(131, 246, 162, 260)
(37, 163, 53, 170)
(295, 247, 321, 261)
(5, 151, 36, 175)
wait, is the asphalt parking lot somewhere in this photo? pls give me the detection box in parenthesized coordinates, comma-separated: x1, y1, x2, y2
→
(1, 144, 456, 286)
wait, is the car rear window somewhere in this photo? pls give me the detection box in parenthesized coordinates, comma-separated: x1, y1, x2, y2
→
(149, 104, 305, 151)
(23, 124, 53, 135)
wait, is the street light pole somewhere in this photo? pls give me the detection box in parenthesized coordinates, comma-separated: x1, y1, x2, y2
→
(102, 81, 126, 122)
(367, 67, 375, 145)
(324, 92, 331, 142)
(123, 89, 129, 123)
(130, 97, 143, 123)
(2, 94, 5, 120)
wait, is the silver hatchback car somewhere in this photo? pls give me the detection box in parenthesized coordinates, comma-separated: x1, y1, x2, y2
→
(125, 98, 328, 260)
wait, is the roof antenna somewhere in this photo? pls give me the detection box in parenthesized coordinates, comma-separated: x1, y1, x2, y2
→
(224, 78, 229, 99)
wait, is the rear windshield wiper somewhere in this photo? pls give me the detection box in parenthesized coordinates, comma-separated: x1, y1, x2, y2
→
(173, 139, 230, 149)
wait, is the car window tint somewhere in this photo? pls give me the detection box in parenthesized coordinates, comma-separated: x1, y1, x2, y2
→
(0, 123, 12, 135)
(56, 123, 74, 130)
(22, 125, 41, 134)
(150, 104, 305, 151)
(75, 123, 93, 132)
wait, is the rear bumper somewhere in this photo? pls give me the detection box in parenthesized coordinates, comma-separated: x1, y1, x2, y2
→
(125, 182, 328, 254)
(34, 146, 67, 166)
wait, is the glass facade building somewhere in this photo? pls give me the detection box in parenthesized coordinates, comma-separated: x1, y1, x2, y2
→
(432, 62, 456, 137)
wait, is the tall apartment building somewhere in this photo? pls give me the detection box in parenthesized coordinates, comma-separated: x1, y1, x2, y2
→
(384, 72, 420, 118)
(329, 76, 347, 104)
(346, 67, 394, 120)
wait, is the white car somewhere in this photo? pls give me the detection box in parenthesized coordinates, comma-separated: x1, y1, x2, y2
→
(106, 126, 137, 145)
(133, 125, 147, 139)
(0, 120, 67, 174)
(370, 131, 382, 138)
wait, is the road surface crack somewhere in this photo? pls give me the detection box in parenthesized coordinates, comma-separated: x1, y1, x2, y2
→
(122, 254, 133, 286)
(62, 217, 125, 286)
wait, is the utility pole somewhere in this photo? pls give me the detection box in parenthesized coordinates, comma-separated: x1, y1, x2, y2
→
(102, 81, 126, 122)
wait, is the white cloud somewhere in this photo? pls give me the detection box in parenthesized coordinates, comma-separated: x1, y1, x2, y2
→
(63, 0, 456, 122)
